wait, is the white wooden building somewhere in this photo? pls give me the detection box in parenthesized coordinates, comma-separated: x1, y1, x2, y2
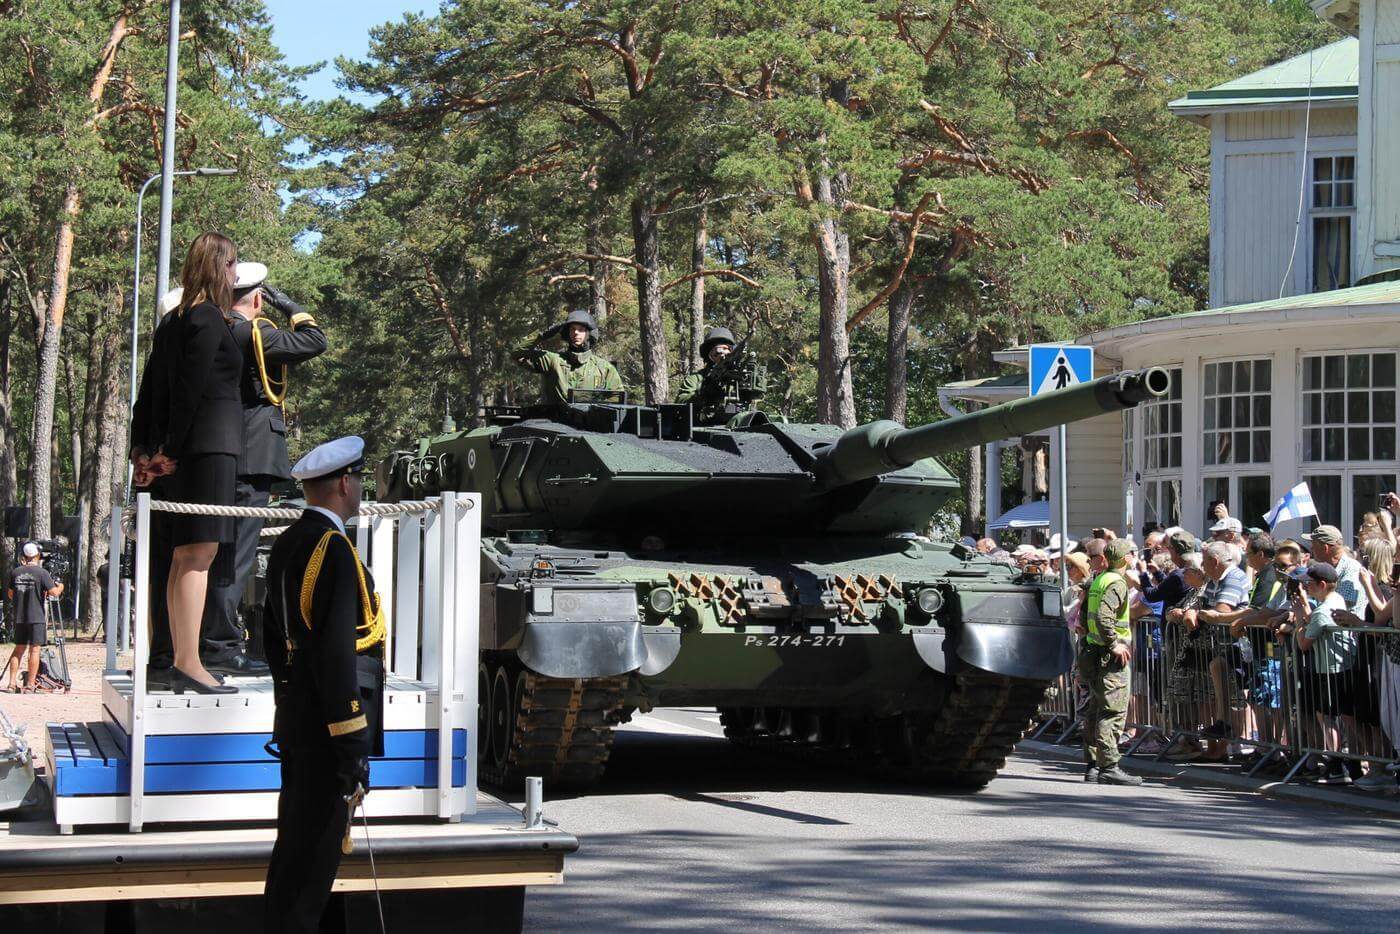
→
(940, 0, 1400, 542)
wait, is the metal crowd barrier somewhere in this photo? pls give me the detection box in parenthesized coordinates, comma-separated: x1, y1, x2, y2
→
(1035, 616, 1400, 785)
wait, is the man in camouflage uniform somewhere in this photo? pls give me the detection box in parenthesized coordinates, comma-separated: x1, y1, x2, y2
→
(513, 309, 624, 407)
(1079, 538, 1143, 786)
(674, 326, 736, 425)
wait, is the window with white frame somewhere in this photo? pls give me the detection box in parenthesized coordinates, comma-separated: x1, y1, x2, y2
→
(1202, 474, 1272, 533)
(1138, 367, 1183, 531)
(1311, 154, 1355, 293)
(1302, 351, 1397, 463)
(1203, 359, 1271, 466)
(1141, 367, 1182, 471)
(1302, 472, 1399, 540)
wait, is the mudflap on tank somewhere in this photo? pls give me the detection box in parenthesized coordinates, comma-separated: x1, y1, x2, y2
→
(516, 621, 647, 679)
(912, 621, 1072, 681)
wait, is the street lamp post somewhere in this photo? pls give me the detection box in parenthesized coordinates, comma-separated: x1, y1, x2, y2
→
(154, 0, 182, 309)
(127, 166, 236, 496)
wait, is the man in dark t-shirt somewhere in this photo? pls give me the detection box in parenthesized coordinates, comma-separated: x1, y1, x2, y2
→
(4, 542, 63, 692)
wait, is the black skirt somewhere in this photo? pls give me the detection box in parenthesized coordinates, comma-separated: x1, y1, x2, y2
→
(167, 452, 237, 547)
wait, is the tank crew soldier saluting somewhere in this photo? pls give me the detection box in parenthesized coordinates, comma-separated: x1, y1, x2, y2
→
(1080, 538, 1142, 786)
(263, 436, 385, 934)
(512, 308, 623, 407)
(199, 261, 328, 678)
(674, 326, 736, 425)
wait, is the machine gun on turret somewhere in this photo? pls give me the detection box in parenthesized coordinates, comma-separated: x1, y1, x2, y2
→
(685, 335, 768, 425)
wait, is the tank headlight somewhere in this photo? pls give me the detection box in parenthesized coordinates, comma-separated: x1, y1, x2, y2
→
(915, 588, 944, 616)
(647, 586, 677, 615)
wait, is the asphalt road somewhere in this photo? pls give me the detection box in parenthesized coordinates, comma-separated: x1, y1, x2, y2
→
(521, 708, 1400, 932)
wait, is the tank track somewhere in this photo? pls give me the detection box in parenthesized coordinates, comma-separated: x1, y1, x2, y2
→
(479, 661, 627, 791)
(720, 670, 1049, 788)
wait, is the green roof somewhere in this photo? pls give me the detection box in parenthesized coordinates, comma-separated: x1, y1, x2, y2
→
(1159, 279, 1400, 319)
(1169, 37, 1357, 112)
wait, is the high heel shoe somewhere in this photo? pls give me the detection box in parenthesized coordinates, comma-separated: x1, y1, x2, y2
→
(170, 667, 238, 695)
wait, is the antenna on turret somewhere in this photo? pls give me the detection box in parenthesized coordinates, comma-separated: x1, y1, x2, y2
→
(441, 390, 456, 433)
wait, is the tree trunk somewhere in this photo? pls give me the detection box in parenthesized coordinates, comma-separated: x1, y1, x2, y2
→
(84, 317, 124, 631)
(964, 433, 983, 537)
(27, 11, 132, 540)
(29, 185, 81, 540)
(813, 212, 855, 428)
(64, 344, 83, 508)
(0, 279, 16, 571)
(587, 225, 609, 326)
(630, 195, 669, 404)
(885, 282, 917, 423)
(689, 206, 707, 372)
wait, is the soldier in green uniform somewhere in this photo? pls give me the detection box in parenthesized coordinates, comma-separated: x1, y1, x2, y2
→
(674, 327, 737, 425)
(1080, 538, 1143, 786)
(513, 309, 624, 407)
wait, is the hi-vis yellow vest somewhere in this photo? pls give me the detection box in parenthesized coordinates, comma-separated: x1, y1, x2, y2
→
(1084, 570, 1131, 646)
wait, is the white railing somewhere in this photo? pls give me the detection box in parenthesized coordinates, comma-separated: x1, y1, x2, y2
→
(103, 492, 481, 832)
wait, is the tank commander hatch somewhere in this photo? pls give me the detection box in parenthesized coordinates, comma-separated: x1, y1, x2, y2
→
(512, 308, 624, 407)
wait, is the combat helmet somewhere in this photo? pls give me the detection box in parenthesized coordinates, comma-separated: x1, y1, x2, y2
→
(549, 309, 601, 346)
(699, 326, 737, 361)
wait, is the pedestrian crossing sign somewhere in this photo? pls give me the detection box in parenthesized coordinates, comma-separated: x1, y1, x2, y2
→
(1028, 345, 1094, 397)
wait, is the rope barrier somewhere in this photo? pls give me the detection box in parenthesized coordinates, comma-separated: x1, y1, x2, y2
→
(126, 498, 467, 522)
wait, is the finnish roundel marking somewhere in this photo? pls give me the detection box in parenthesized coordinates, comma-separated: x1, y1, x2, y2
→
(467, 449, 477, 470)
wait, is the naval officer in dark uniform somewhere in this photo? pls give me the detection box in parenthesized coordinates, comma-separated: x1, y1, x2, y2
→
(200, 261, 328, 677)
(263, 436, 385, 934)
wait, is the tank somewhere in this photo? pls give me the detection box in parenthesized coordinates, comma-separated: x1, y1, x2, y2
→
(379, 366, 1170, 789)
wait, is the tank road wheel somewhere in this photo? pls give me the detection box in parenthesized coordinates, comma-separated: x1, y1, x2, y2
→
(477, 668, 628, 792)
(489, 666, 515, 773)
(477, 663, 492, 769)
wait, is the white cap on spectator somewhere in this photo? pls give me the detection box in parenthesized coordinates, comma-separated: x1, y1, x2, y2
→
(1209, 517, 1242, 534)
(1011, 544, 1036, 557)
(21, 542, 40, 559)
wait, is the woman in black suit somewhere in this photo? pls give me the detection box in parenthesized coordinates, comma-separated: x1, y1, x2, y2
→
(146, 232, 243, 695)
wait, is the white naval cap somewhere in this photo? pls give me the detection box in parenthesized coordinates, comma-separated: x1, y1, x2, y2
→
(291, 436, 366, 482)
(159, 287, 185, 315)
(234, 261, 269, 290)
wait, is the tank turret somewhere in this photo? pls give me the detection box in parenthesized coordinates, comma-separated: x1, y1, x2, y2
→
(812, 367, 1170, 488)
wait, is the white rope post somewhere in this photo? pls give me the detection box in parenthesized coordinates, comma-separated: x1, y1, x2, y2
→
(104, 506, 122, 672)
(457, 494, 481, 817)
(371, 516, 395, 667)
(436, 493, 456, 819)
(421, 501, 442, 682)
(129, 493, 151, 833)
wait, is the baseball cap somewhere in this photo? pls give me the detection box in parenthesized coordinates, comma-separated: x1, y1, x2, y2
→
(1105, 539, 1133, 565)
(1301, 525, 1344, 547)
(1167, 529, 1199, 556)
(21, 542, 40, 559)
(1209, 517, 1243, 534)
(1290, 561, 1337, 584)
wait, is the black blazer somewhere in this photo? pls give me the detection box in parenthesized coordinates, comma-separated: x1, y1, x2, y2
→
(162, 301, 243, 460)
(130, 311, 176, 457)
(229, 313, 327, 480)
(263, 509, 384, 759)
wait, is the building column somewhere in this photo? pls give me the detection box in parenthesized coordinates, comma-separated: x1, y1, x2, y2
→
(984, 441, 1001, 539)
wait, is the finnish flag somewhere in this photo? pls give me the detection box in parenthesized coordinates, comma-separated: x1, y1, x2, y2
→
(1263, 482, 1318, 529)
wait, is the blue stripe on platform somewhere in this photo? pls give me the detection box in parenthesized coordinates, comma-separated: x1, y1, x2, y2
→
(50, 722, 471, 797)
(138, 729, 468, 764)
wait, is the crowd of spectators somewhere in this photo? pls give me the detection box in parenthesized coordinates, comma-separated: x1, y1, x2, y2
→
(980, 492, 1400, 792)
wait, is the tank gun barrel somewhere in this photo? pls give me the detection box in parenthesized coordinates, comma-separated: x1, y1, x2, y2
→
(813, 367, 1171, 489)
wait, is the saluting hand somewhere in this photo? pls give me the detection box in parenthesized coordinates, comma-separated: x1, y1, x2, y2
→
(261, 285, 306, 318)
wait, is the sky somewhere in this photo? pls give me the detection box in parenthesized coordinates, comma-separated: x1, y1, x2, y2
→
(264, 0, 436, 101)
